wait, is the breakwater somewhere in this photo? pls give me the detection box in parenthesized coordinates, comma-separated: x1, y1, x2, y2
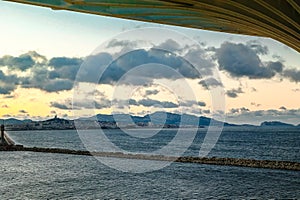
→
(1, 145, 299, 171)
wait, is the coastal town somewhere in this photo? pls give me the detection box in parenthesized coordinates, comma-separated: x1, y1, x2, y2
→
(3, 115, 181, 131)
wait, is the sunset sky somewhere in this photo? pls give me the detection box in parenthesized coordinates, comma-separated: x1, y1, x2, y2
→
(0, 1, 299, 125)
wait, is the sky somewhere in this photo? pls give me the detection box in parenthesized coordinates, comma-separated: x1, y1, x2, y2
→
(0, 1, 299, 125)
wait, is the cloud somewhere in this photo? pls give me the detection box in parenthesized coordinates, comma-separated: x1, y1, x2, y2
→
(51, 98, 111, 110)
(0, 84, 16, 95)
(19, 110, 27, 113)
(155, 39, 181, 52)
(97, 48, 200, 85)
(42, 79, 73, 92)
(251, 102, 261, 107)
(128, 99, 138, 106)
(246, 40, 269, 55)
(3, 95, 15, 99)
(197, 101, 206, 107)
(0, 38, 213, 93)
(0, 52, 35, 71)
(267, 61, 283, 73)
(283, 68, 300, 82)
(21, 62, 75, 92)
(48, 57, 82, 69)
(251, 87, 257, 92)
(0, 70, 20, 94)
(227, 108, 300, 125)
(184, 46, 215, 76)
(279, 106, 287, 110)
(226, 87, 244, 98)
(106, 39, 140, 49)
(50, 102, 71, 110)
(180, 100, 206, 107)
(215, 42, 280, 79)
(198, 77, 223, 90)
(202, 109, 210, 114)
(129, 98, 178, 108)
(229, 107, 250, 114)
(145, 89, 159, 96)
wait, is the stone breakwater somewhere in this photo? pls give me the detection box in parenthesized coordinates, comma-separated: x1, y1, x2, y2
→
(1, 145, 299, 171)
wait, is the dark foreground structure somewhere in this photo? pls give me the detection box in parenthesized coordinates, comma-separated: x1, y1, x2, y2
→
(5, 0, 300, 53)
(1, 145, 299, 171)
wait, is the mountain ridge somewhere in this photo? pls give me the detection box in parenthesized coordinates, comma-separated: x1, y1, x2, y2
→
(1, 111, 298, 127)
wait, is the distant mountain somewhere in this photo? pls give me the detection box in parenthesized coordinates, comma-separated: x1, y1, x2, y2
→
(0, 118, 32, 125)
(260, 121, 295, 127)
(1, 113, 298, 128)
(94, 111, 236, 127)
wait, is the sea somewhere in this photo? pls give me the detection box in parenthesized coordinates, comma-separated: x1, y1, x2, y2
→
(1, 127, 299, 199)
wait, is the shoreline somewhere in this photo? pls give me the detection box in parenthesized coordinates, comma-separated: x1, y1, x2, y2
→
(1, 145, 299, 171)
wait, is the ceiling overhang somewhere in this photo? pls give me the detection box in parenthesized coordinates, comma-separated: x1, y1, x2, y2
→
(4, 0, 300, 52)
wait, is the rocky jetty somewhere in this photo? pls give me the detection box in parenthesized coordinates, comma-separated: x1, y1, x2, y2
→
(1, 145, 299, 171)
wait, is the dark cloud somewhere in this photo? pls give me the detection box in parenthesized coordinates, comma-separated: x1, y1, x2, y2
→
(226, 87, 244, 98)
(267, 61, 283, 73)
(0, 52, 35, 71)
(272, 54, 283, 60)
(279, 106, 287, 110)
(48, 65, 79, 81)
(180, 100, 206, 107)
(198, 77, 223, 90)
(197, 101, 206, 107)
(48, 57, 82, 69)
(3, 95, 15, 99)
(42, 79, 73, 92)
(76, 53, 113, 83)
(50, 102, 70, 110)
(184, 47, 215, 76)
(131, 98, 178, 108)
(51, 98, 111, 110)
(0, 70, 20, 94)
(23, 70, 74, 92)
(229, 107, 250, 114)
(22, 64, 75, 92)
(246, 40, 269, 55)
(0, 39, 211, 93)
(155, 39, 181, 52)
(94, 98, 111, 109)
(202, 109, 210, 114)
(283, 68, 300, 82)
(145, 89, 159, 96)
(19, 110, 27, 113)
(0, 84, 16, 95)
(97, 48, 200, 85)
(126, 99, 137, 106)
(215, 42, 280, 79)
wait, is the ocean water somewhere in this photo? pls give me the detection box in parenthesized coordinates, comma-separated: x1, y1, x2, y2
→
(1, 127, 299, 199)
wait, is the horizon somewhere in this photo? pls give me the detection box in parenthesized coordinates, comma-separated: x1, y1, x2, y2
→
(1, 111, 299, 126)
(0, 1, 299, 126)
